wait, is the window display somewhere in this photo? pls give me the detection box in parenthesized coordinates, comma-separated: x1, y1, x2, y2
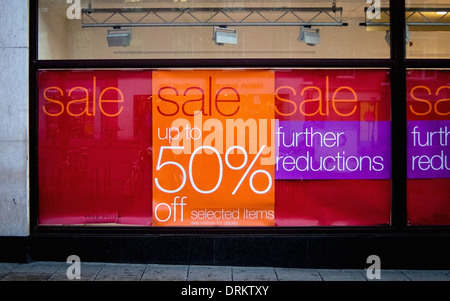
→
(38, 68, 392, 226)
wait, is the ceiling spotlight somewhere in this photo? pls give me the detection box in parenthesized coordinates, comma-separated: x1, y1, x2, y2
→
(107, 28, 132, 47)
(297, 26, 320, 46)
(213, 26, 237, 45)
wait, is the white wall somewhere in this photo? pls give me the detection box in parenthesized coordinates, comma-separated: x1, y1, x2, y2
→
(0, 0, 29, 236)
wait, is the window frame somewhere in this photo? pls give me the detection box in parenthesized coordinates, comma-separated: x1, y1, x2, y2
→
(29, 0, 450, 235)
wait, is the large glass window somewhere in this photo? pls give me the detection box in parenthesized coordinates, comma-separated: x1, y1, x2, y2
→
(405, 1, 450, 59)
(38, 68, 392, 226)
(36, 1, 395, 227)
(38, 0, 390, 60)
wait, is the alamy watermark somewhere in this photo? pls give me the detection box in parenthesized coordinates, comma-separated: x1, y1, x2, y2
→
(366, 0, 381, 20)
(366, 255, 381, 280)
(66, 0, 81, 20)
(66, 255, 81, 280)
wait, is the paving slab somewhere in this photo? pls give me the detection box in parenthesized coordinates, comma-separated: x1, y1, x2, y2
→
(318, 269, 367, 281)
(362, 269, 411, 281)
(0, 263, 19, 279)
(9, 261, 63, 274)
(275, 268, 323, 281)
(1, 272, 53, 281)
(232, 267, 278, 281)
(94, 263, 146, 281)
(1, 261, 450, 282)
(141, 264, 189, 281)
(1, 261, 63, 281)
(401, 270, 450, 281)
(48, 262, 105, 281)
(187, 265, 232, 281)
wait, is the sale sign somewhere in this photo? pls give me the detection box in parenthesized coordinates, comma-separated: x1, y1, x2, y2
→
(407, 120, 450, 179)
(274, 70, 391, 180)
(37, 70, 153, 226)
(406, 70, 450, 225)
(274, 69, 392, 226)
(406, 77, 450, 179)
(37, 69, 396, 227)
(152, 70, 275, 226)
(276, 120, 391, 179)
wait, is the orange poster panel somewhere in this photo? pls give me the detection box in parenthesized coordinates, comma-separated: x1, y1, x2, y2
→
(152, 70, 275, 226)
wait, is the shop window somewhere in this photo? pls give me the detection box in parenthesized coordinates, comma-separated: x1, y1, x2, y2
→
(37, 68, 392, 226)
(38, 0, 390, 60)
(36, 1, 397, 227)
(405, 1, 450, 59)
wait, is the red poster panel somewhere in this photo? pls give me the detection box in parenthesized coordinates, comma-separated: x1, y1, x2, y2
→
(37, 68, 394, 228)
(406, 70, 450, 225)
(274, 69, 392, 226)
(38, 70, 153, 225)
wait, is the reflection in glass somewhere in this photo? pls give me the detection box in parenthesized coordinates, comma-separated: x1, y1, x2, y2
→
(38, 0, 390, 59)
(405, 1, 450, 58)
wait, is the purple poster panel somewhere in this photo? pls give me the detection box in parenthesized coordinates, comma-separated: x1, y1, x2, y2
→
(275, 121, 391, 180)
(407, 120, 450, 179)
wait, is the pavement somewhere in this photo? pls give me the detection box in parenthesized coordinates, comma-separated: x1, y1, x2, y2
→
(1, 261, 450, 281)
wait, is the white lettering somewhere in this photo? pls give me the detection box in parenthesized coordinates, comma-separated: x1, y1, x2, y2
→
(66, 0, 81, 20)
